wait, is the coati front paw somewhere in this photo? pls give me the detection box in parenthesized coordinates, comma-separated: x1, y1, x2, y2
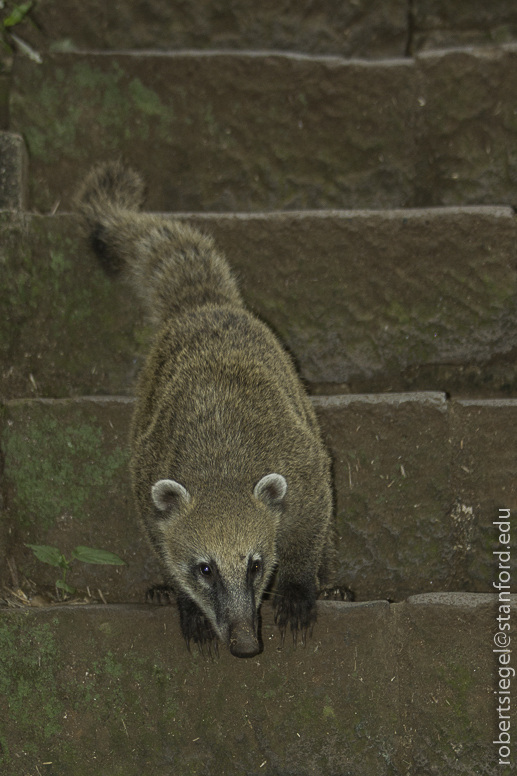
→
(274, 581, 317, 646)
(146, 585, 176, 606)
(318, 586, 354, 602)
(176, 592, 218, 656)
(147, 587, 218, 655)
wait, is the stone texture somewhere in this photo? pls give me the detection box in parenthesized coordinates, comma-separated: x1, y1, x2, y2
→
(2, 394, 514, 602)
(2, 208, 517, 401)
(413, 0, 517, 51)
(212, 207, 517, 387)
(0, 212, 149, 401)
(314, 392, 453, 600)
(0, 397, 160, 602)
(0, 600, 399, 775)
(395, 593, 517, 773)
(0, 132, 27, 209)
(0, 77, 9, 130)
(9, 47, 517, 212)
(449, 399, 517, 590)
(9, 51, 419, 214)
(0, 594, 514, 775)
(416, 45, 517, 208)
(15, 0, 408, 59)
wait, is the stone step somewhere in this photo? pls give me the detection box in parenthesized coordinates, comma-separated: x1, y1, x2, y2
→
(9, 45, 517, 213)
(9, 0, 517, 58)
(1, 395, 514, 603)
(0, 133, 28, 210)
(0, 593, 513, 774)
(414, 0, 517, 52)
(1, 207, 517, 400)
(15, 0, 409, 59)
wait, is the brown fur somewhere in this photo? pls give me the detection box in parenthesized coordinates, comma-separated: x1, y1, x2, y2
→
(76, 161, 335, 657)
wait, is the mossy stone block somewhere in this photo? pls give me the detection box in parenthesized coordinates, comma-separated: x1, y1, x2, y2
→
(0, 595, 511, 773)
(4, 208, 517, 400)
(449, 398, 517, 590)
(200, 207, 517, 388)
(0, 212, 150, 400)
(0, 397, 159, 601)
(314, 392, 453, 601)
(10, 51, 418, 213)
(395, 593, 517, 772)
(18, 0, 408, 58)
(414, 0, 517, 50)
(0, 132, 27, 210)
(1, 395, 515, 601)
(417, 45, 517, 208)
(0, 600, 398, 775)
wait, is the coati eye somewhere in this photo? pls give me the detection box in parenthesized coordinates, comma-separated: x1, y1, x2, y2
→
(250, 560, 261, 575)
(199, 563, 212, 577)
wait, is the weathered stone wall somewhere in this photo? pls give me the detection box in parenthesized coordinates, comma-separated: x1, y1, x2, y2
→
(0, 595, 513, 775)
(8, 48, 517, 214)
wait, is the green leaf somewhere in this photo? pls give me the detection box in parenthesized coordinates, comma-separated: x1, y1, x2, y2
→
(56, 579, 76, 594)
(3, 2, 33, 28)
(25, 544, 64, 568)
(71, 546, 126, 566)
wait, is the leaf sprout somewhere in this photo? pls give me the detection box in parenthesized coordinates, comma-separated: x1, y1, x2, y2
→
(25, 544, 126, 598)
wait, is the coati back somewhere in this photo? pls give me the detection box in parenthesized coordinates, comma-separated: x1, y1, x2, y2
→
(77, 161, 336, 657)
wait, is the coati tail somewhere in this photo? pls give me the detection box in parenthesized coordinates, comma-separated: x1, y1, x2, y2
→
(75, 160, 145, 221)
(75, 161, 145, 276)
(76, 161, 243, 325)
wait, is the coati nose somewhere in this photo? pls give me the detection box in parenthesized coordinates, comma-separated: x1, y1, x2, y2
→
(229, 624, 262, 658)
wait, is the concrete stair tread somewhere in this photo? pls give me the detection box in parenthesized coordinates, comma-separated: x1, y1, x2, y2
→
(0, 593, 513, 774)
(1, 394, 515, 603)
(1, 5, 516, 771)
(8, 44, 517, 213)
(9, 0, 517, 58)
(1, 205, 517, 400)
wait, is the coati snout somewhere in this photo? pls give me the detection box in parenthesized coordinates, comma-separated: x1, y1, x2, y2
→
(76, 161, 337, 657)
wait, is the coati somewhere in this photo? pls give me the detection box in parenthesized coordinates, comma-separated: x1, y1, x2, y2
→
(76, 161, 336, 658)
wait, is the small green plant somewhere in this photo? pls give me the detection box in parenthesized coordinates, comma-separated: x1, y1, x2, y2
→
(1, 2, 40, 70)
(25, 544, 126, 597)
(3, 1, 33, 29)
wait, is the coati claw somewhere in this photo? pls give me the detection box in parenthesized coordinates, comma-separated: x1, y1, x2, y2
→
(146, 585, 175, 606)
(147, 586, 218, 656)
(318, 586, 353, 602)
(274, 581, 317, 646)
(176, 592, 218, 655)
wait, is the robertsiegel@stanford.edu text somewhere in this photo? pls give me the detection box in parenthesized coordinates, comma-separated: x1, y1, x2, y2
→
(493, 509, 513, 767)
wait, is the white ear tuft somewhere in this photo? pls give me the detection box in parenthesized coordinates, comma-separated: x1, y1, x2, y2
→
(253, 473, 287, 505)
(152, 479, 191, 512)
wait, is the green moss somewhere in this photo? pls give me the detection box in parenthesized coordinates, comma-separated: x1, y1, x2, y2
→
(12, 59, 177, 163)
(0, 728, 9, 764)
(386, 300, 412, 327)
(2, 408, 128, 530)
(0, 214, 150, 397)
(0, 616, 63, 764)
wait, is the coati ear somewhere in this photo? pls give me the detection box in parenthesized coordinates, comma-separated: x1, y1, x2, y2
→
(253, 473, 287, 506)
(152, 479, 191, 513)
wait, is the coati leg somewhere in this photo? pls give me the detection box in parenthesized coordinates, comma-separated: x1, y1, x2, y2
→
(147, 586, 218, 653)
(274, 525, 337, 645)
(175, 591, 218, 654)
(273, 577, 318, 646)
(315, 527, 350, 600)
(146, 585, 175, 606)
